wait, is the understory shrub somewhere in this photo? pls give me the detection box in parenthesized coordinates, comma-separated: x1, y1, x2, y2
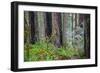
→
(24, 40, 86, 61)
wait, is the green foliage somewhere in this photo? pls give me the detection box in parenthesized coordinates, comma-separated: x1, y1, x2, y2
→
(24, 39, 86, 61)
(24, 43, 32, 61)
(57, 48, 77, 59)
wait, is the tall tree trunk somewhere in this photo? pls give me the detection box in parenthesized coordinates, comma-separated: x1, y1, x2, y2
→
(72, 13, 76, 47)
(33, 12, 39, 42)
(79, 14, 85, 50)
(29, 12, 35, 44)
(37, 12, 46, 40)
(45, 12, 52, 37)
(24, 11, 31, 44)
(33, 12, 46, 41)
(67, 13, 73, 47)
(51, 13, 61, 48)
(73, 14, 81, 49)
(24, 11, 31, 61)
(61, 13, 67, 47)
(61, 13, 73, 48)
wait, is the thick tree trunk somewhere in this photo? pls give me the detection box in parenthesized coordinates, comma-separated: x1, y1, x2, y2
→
(73, 14, 82, 49)
(61, 13, 73, 48)
(37, 12, 46, 40)
(51, 13, 61, 48)
(33, 12, 46, 41)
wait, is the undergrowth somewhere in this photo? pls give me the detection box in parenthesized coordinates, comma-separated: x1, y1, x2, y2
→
(24, 39, 85, 61)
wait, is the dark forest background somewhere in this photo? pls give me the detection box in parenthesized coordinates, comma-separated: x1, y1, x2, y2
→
(24, 11, 90, 61)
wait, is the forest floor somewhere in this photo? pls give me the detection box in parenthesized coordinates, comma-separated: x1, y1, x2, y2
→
(24, 40, 86, 62)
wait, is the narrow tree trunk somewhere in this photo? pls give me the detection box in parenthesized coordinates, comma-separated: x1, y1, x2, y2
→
(72, 13, 76, 48)
(79, 14, 85, 50)
(61, 13, 67, 47)
(33, 12, 39, 41)
(29, 12, 35, 44)
(45, 12, 52, 37)
(67, 13, 73, 47)
(24, 11, 31, 44)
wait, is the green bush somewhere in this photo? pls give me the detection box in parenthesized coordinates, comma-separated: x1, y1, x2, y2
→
(24, 40, 86, 61)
